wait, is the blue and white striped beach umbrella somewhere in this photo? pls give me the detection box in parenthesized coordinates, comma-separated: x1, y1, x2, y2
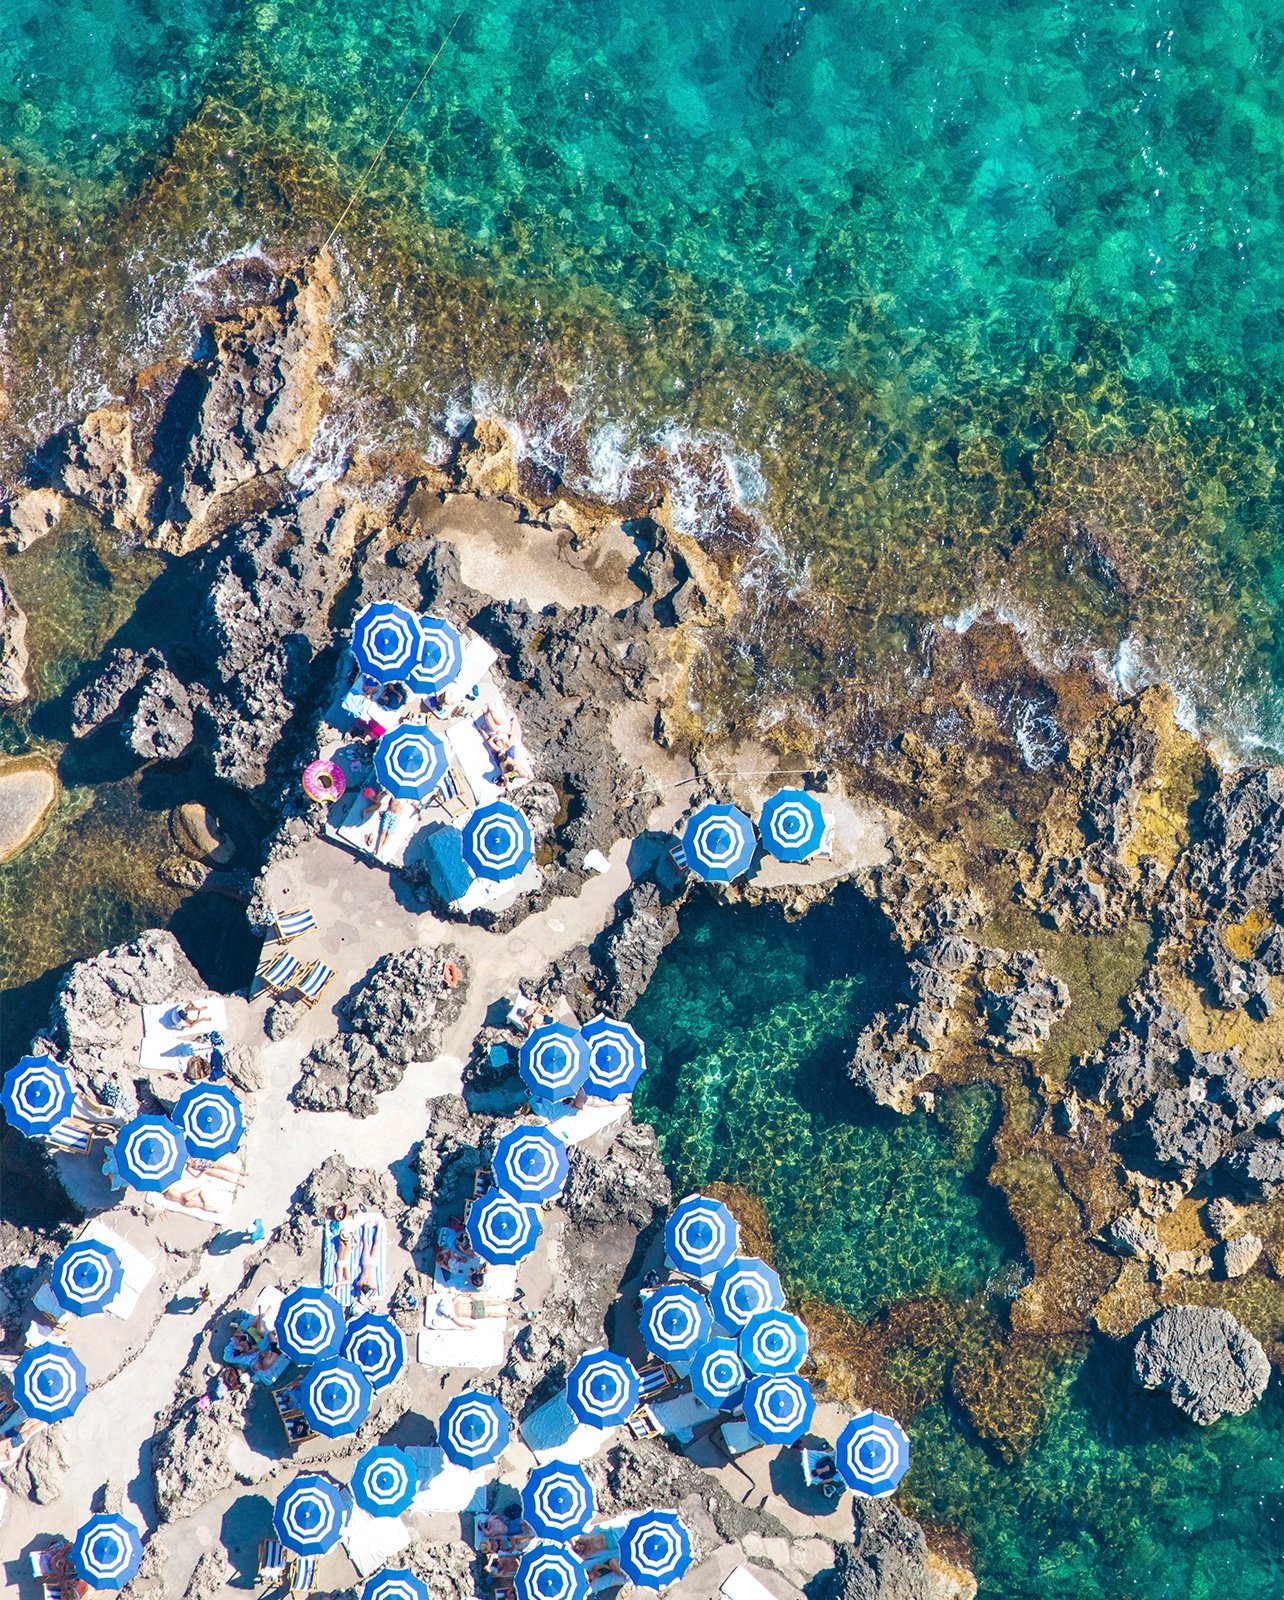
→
(521, 1462, 596, 1542)
(351, 1445, 417, 1518)
(493, 1125, 570, 1205)
(301, 1356, 374, 1437)
(462, 800, 535, 882)
(365, 1570, 432, 1600)
(274, 1474, 347, 1556)
(342, 1312, 406, 1392)
(640, 1283, 712, 1361)
(51, 1239, 124, 1317)
(681, 803, 756, 884)
(276, 1287, 345, 1364)
(519, 1023, 588, 1100)
(174, 1082, 244, 1160)
(469, 1188, 543, 1265)
(581, 1015, 647, 1100)
(14, 1343, 87, 1422)
(711, 1258, 785, 1331)
(665, 1194, 739, 1277)
(566, 1349, 641, 1428)
(374, 725, 450, 801)
(352, 601, 422, 685)
(113, 1115, 188, 1192)
(689, 1338, 748, 1412)
(515, 1543, 590, 1600)
(759, 789, 828, 863)
(440, 1390, 511, 1468)
(836, 1410, 910, 1497)
(2, 1053, 74, 1136)
(740, 1310, 809, 1375)
(71, 1514, 144, 1589)
(744, 1374, 815, 1446)
(619, 1511, 694, 1590)
(407, 614, 466, 696)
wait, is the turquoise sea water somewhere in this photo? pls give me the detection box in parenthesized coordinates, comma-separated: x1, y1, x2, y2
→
(631, 894, 1284, 1599)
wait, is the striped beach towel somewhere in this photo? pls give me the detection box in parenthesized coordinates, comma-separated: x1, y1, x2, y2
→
(321, 1214, 386, 1308)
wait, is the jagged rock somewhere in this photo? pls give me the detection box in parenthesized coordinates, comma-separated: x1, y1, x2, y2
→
(1080, 981, 1188, 1110)
(220, 1044, 263, 1094)
(264, 1002, 300, 1041)
(811, 1500, 937, 1600)
(1132, 1305, 1269, 1424)
(412, 1095, 499, 1203)
(183, 1550, 230, 1600)
(979, 949, 1070, 1056)
(50, 405, 154, 531)
(394, 1536, 476, 1600)
(4, 487, 65, 550)
(1206, 1196, 1243, 1241)
(0, 565, 29, 703)
(1184, 766, 1284, 917)
(158, 257, 336, 543)
(152, 1387, 250, 1521)
(589, 1436, 789, 1547)
(1257, 929, 1284, 976)
(49, 929, 202, 1081)
(849, 1014, 933, 1113)
(564, 1119, 671, 1233)
(125, 670, 193, 760)
(70, 647, 163, 736)
(1221, 1232, 1263, 1278)
(1144, 1086, 1233, 1175)
(1223, 1136, 1284, 1199)
(295, 1154, 403, 1227)
(1104, 1212, 1165, 1262)
(340, 946, 468, 1069)
(0, 1422, 71, 1502)
(172, 803, 236, 865)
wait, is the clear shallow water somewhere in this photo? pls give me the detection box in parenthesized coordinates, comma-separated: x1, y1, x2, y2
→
(5, 3, 1284, 740)
(631, 893, 1284, 1600)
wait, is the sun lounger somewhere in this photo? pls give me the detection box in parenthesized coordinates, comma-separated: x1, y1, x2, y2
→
(435, 764, 472, 820)
(258, 1540, 287, 1582)
(272, 905, 317, 942)
(258, 950, 303, 997)
(273, 1385, 318, 1449)
(801, 1449, 842, 1499)
(295, 959, 335, 1009)
(669, 842, 689, 872)
(626, 1405, 661, 1440)
(650, 1390, 721, 1445)
(287, 1555, 318, 1595)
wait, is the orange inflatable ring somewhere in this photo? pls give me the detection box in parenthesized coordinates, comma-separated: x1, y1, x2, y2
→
(442, 960, 462, 989)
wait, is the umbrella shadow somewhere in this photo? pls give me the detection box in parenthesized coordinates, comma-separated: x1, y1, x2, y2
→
(767, 1445, 849, 1520)
(220, 1491, 274, 1586)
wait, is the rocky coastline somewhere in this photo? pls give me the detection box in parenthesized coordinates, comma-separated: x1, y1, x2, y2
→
(5, 249, 1284, 1592)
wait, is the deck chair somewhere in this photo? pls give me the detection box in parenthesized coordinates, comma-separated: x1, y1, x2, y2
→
(669, 841, 688, 871)
(295, 960, 335, 1009)
(257, 1539, 287, 1585)
(286, 1554, 318, 1595)
(626, 1404, 661, 1440)
(271, 905, 317, 943)
(636, 1360, 677, 1399)
(472, 1165, 494, 1199)
(258, 950, 303, 997)
(802, 1449, 843, 1500)
(436, 764, 472, 819)
(43, 1123, 100, 1157)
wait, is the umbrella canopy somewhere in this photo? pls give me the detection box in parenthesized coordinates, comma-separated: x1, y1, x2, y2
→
(743, 1374, 815, 1445)
(407, 614, 466, 695)
(352, 601, 421, 684)
(440, 1390, 511, 1469)
(689, 1338, 748, 1412)
(640, 1284, 713, 1361)
(276, 1286, 346, 1363)
(71, 1514, 144, 1590)
(759, 789, 828, 862)
(173, 1082, 244, 1161)
(351, 1445, 418, 1517)
(365, 1570, 432, 1600)
(341, 1312, 406, 1392)
(836, 1410, 910, 1497)
(619, 1511, 694, 1589)
(581, 1015, 646, 1100)
(300, 1356, 374, 1437)
(113, 1115, 188, 1192)
(681, 803, 756, 883)
(14, 1344, 87, 1422)
(665, 1194, 739, 1277)
(740, 1310, 809, 1375)
(710, 1258, 785, 1331)
(462, 800, 535, 882)
(274, 1474, 347, 1555)
(515, 1543, 590, 1600)
(2, 1053, 74, 1136)
(374, 725, 450, 801)
(469, 1190, 542, 1265)
(51, 1238, 124, 1317)
(565, 1349, 641, 1429)
(521, 1462, 596, 1541)
(519, 1023, 588, 1100)
(493, 1125, 570, 1204)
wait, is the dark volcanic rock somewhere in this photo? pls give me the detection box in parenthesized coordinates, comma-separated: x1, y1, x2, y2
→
(1078, 980, 1189, 1109)
(978, 948, 1070, 1056)
(1184, 766, 1284, 917)
(564, 1119, 671, 1234)
(810, 1501, 933, 1600)
(50, 929, 202, 1084)
(1144, 1086, 1234, 1175)
(590, 880, 681, 1014)
(125, 669, 194, 760)
(1132, 1305, 1269, 1424)
(71, 647, 164, 737)
(1223, 1136, 1284, 1199)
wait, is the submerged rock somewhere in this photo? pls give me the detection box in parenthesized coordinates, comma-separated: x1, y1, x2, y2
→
(0, 753, 58, 864)
(1132, 1305, 1269, 1424)
(0, 565, 29, 703)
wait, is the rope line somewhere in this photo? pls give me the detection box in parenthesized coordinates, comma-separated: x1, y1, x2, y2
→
(323, 9, 465, 250)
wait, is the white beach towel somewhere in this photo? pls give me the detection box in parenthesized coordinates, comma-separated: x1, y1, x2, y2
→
(342, 1505, 412, 1576)
(322, 1213, 386, 1308)
(407, 1446, 492, 1513)
(520, 1392, 617, 1465)
(416, 1319, 508, 1370)
(144, 1154, 244, 1225)
(138, 999, 229, 1073)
